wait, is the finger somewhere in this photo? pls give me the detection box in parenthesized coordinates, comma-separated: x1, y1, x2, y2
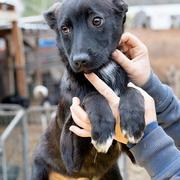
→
(119, 43, 130, 53)
(84, 73, 119, 105)
(71, 109, 91, 130)
(70, 104, 90, 123)
(72, 97, 80, 105)
(69, 125, 91, 138)
(112, 49, 133, 72)
(120, 32, 145, 49)
(128, 82, 151, 99)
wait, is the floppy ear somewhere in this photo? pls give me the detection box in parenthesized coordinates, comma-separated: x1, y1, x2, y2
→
(43, 2, 61, 30)
(112, 0, 128, 24)
(113, 0, 128, 13)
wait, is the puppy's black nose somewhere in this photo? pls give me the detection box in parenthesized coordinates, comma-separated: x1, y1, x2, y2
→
(73, 53, 90, 69)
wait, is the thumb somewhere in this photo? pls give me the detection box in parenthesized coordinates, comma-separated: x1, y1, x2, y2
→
(112, 50, 132, 72)
(72, 97, 80, 105)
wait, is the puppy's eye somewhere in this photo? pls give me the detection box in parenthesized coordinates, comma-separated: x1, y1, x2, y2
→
(92, 17, 104, 27)
(61, 26, 71, 34)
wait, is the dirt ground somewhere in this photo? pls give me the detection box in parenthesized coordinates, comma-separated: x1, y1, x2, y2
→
(126, 157, 150, 180)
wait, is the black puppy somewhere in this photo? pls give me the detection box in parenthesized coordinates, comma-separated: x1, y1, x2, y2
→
(31, 0, 145, 179)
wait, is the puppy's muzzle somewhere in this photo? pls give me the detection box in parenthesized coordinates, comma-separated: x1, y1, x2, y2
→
(72, 53, 90, 72)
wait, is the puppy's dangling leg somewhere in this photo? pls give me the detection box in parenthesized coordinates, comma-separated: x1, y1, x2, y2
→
(83, 92, 115, 153)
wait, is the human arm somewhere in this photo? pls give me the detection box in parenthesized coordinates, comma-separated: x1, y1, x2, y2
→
(69, 73, 180, 180)
(130, 122, 180, 180)
(113, 33, 180, 147)
(141, 72, 180, 148)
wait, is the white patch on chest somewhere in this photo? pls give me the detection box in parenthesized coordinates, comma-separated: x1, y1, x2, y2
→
(114, 89, 120, 96)
(99, 62, 117, 84)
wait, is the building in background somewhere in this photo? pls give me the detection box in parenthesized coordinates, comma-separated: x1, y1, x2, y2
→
(126, 0, 180, 5)
(0, 2, 63, 105)
(127, 4, 180, 29)
(0, 0, 24, 15)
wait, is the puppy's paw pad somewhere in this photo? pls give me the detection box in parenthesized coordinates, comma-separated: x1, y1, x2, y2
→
(91, 136, 113, 153)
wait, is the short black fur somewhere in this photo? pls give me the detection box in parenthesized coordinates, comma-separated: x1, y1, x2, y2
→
(32, 0, 145, 179)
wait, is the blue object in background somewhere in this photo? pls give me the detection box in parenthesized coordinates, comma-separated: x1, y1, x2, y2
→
(38, 39, 56, 48)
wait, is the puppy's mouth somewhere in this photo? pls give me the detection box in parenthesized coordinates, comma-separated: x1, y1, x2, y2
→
(71, 64, 107, 74)
(71, 66, 94, 74)
(71, 59, 111, 74)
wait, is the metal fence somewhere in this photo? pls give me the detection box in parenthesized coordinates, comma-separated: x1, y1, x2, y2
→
(0, 104, 56, 180)
(0, 104, 129, 180)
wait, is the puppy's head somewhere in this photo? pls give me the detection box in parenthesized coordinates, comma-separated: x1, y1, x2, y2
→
(44, 0, 128, 73)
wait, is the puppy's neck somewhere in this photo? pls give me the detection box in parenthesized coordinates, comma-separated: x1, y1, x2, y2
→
(66, 62, 117, 89)
(98, 62, 117, 85)
(65, 60, 127, 97)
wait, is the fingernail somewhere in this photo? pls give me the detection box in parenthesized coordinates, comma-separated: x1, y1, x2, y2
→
(72, 97, 76, 104)
(112, 50, 118, 56)
(69, 126, 73, 131)
(72, 97, 79, 105)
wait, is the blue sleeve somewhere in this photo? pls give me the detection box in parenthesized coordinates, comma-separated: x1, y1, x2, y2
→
(130, 122, 180, 180)
(142, 72, 180, 148)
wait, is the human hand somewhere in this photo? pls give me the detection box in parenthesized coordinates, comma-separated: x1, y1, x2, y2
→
(70, 73, 127, 143)
(70, 73, 157, 143)
(70, 98, 128, 144)
(70, 73, 128, 143)
(112, 32, 151, 87)
(128, 82, 156, 126)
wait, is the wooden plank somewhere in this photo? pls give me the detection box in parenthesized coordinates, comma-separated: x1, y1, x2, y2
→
(12, 21, 27, 96)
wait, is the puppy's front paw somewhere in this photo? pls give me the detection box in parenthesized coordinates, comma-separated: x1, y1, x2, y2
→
(83, 92, 115, 153)
(122, 129, 143, 144)
(120, 108, 145, 144)
(91, 136, 114, 153)
(89, 111, 115, 153)
(119, 87, 145, 144)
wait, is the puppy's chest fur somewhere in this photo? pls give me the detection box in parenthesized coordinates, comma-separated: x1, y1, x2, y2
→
(98, 62, 128, 95)
(61, 61, 128, 105)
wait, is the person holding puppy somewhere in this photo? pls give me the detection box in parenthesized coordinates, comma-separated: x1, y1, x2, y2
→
(69, 33, 180, 179)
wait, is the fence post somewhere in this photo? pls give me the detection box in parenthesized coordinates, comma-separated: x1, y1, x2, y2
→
(1, 142, 8, 180)
(22, 113, 30, 180)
